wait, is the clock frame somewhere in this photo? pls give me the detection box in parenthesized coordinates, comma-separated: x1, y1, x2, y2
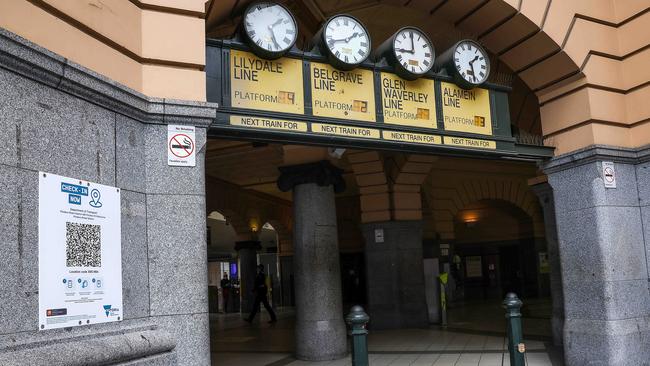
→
(374, 26, 435, 80)
(314, 14, 371, 71)
(241, 2, 298, 60)
(436, 39, 491, 89)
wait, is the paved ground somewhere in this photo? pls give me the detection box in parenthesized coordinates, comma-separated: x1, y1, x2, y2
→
(210, 304, 561, 366)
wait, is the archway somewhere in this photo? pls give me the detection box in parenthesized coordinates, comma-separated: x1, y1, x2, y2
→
(446, 199, 551, 338)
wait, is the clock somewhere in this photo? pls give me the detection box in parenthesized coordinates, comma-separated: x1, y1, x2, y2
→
(319, 15, 371, 70)
(437, 40, 490, 89)
(242, 2, 298, 59)
(375, 27, 434, 80)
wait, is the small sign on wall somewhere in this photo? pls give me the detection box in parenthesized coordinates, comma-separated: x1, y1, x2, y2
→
(168, 125, 196, 167)
(602, 161, 616, 188)
(374, 228, 384, 243)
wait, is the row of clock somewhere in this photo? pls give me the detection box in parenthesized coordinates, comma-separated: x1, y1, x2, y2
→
(240, 2, 490, 89)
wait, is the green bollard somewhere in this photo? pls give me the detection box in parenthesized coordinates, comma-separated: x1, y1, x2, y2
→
(345, 305, 370, 366)
(503, 293, 525, 366)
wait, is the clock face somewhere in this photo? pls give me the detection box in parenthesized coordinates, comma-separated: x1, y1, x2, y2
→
(393, 28, 433, 75)
(243, 2, 297, 56)
(324, 15, 371, 66)
(453, 41, 489, 85)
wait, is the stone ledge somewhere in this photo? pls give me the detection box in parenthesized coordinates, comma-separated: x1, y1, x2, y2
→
(544, 144, 650, 173)
(0, 320, 175, 366)
(0, 27, 217, 127)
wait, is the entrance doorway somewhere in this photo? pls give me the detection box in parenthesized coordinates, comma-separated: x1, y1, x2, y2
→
(444, 199, 552, 338)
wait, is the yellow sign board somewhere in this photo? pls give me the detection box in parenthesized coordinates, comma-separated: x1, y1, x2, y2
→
(312, 123, 380, 139)
(382, 130, 442, 145)
(310, 62, 376, 122)
(381, 73, 437, 129)
(229, 115, 308, 132)
(440, 82, 492, 135)
(230, 50, 304, 114)
(444, 136, 496, 149)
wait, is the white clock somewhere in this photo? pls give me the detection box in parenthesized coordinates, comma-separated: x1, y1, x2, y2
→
(242, 2, 297, 59)
(452, 40, 490, 87)
(322, 15, 371, 70)
(392, 27, 434, 79)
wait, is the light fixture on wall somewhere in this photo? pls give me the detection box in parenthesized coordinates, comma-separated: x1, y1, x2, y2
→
(461, 211, 479, 227)
(249, 218, 259, 233)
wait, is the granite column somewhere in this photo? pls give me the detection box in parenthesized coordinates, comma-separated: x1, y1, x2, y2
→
(278, 161, 347, 361)
(545, 148, 650, 365)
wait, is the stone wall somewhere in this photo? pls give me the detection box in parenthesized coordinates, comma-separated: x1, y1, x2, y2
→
(544, 145, 650, 366)
(0, 28, 216, 365)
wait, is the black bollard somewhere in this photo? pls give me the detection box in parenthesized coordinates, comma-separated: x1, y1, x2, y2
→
(345, 305, 369, 366)
(503, 293, 525, 366)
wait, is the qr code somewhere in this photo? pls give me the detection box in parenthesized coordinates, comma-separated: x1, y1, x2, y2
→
(66, 222, 101, 267)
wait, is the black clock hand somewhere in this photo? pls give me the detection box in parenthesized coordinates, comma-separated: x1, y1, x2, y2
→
(268, 25, 281, 50)
(467, 56, 480, 82)
(331, 32, 360, 43)
(395, 48, 415, 54)
(346, 32, 360, 42)
(269, 18, 283, 28)
(409, 32, 414, 52)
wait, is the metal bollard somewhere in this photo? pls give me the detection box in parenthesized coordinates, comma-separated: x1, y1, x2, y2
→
(503, 293, 525, 366)
(345, 305, 370, 366)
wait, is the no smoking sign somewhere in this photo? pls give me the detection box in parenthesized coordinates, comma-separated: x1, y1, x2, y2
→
(167, 125, 196, 167)
(602, 161, 616, 188)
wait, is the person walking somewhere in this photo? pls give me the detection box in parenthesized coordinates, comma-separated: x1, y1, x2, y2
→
(244, 264, 277, 323)
(220, 272, 231, 313)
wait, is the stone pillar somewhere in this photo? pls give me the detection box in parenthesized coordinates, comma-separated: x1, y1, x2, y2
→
(530, 182, 565, 347)
(545, 147, 650, 365)
(278, 161, 347, 361)
(235, 241, 261, 314)
(361, 221, 429, 329)
(0, 29, 217, 366)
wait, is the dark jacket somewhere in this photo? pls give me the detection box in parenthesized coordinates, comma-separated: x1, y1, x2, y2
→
(254, 272, 267, 295)
(220, 278, 231, 289)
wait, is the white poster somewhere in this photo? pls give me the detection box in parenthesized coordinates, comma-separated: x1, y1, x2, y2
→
(38, 172, 122, 330)
(167, 124, 196, 166)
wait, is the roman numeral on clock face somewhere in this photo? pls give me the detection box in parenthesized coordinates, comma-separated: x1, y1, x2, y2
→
(324, 15, 370, 65)
(394, 28, 433, 75)
(245, 3, 296, 55)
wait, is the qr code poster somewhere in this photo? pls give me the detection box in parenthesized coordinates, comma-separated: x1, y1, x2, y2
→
(38, 172, 122, 330)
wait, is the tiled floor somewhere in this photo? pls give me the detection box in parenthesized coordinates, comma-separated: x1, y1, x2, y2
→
(210, 308, 558, 366)
(284, 353, 553, 366)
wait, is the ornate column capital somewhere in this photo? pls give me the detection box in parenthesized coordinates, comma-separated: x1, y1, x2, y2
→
(277, 160, 346, 193)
